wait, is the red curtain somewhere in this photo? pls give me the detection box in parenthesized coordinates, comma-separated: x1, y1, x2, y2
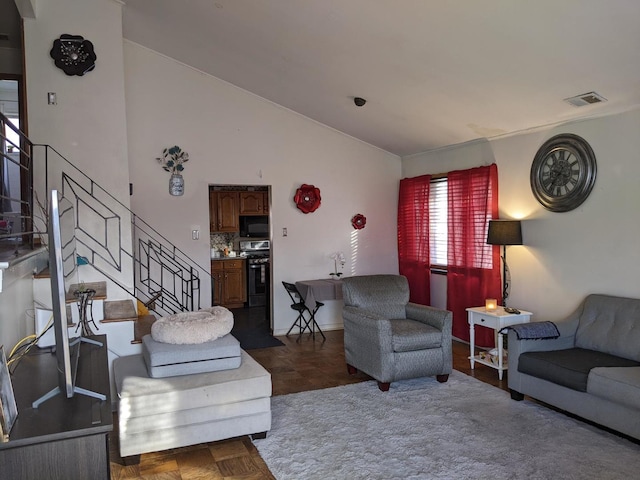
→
(447, 164, 501, 347)
(397, 175, 431, 305)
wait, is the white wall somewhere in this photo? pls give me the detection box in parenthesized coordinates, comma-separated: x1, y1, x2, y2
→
(403, 108, 640, 322)
(23, 0, 129, 195)
(0, 251, 48, 353)
(22, 0, 134, 296)
(124, 42, 400, 334)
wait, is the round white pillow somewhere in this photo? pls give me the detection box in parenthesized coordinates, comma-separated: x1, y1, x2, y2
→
(151, 306, 234, 344)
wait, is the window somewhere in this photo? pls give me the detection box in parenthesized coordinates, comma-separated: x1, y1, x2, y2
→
(429, 178, 447, 267)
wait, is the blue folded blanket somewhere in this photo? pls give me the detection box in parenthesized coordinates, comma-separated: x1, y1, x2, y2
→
(499, 321, 560, 340)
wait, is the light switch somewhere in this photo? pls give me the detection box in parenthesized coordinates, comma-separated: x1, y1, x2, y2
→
(192, 229, 199, 240)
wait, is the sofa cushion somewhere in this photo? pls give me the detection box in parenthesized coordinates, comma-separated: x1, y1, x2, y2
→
(143, 333, 240, 366)
(587, 367, 640, 410)
(114, 350, 271, 418)
(518, 348, 640, 392)
(391, 319, 442, 352)
(575, 294, 640, 362)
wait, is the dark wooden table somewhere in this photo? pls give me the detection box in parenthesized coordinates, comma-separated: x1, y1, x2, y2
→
(0, 335, 112, 479)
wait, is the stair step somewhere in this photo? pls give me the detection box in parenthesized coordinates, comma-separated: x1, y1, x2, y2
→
(65, 281, 108, 303)
(132, 314, 157, 344)
(102, 299, 138, 323)
(33, 266, 50, 279)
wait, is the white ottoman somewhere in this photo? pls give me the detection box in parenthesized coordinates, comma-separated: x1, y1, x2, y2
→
(114, 350, 271, 459)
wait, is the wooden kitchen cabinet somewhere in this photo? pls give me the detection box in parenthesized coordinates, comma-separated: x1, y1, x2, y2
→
(209, 190, 240, 232)
(211, 259, 246, 308)
(239, 191, 269, 215)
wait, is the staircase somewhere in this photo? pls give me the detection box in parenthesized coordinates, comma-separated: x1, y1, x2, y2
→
(0, 109, 213, 375)
(32, 274, 157, 378)
(2, 109, 215, 384)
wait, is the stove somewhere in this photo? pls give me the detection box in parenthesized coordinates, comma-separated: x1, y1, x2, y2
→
(247, 255, 269, 265)
(240, 240, 270, 306)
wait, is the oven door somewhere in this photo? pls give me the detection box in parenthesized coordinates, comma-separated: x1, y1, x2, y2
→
(247, 262, 269, 307)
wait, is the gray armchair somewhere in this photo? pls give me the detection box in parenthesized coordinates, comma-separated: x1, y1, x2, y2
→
(342, 275, 453, 391)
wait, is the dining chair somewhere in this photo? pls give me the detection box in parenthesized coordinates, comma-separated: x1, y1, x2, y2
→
(282, 281, 326, 340)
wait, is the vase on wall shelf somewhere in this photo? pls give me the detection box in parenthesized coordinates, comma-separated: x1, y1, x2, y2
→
(169, 173, 184, 196)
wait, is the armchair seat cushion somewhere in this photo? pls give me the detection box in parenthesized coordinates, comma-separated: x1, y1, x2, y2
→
(391, 319, 442, 352)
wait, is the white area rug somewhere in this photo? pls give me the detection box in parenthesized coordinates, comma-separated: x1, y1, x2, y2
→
(256, 371, 640, 479)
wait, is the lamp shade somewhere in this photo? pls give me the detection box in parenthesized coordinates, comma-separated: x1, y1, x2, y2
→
(487, 220, 523, 245)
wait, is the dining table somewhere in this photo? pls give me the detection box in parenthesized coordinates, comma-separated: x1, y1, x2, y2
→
(295, 277, 344, 310)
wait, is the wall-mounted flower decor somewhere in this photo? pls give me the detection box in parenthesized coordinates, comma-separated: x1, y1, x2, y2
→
(157, 146, 189, 196)
(157, 146, 189, 174)
(351, 213, 366, 230)
(293, 184, 321, 213)
(50, 34, 97, 76)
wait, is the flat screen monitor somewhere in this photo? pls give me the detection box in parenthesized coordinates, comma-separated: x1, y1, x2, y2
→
(32, 190, 105, 408)
(48, 189, 77, 399)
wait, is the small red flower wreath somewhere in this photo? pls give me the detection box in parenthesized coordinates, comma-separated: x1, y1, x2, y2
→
(351, 213, 366, 230)
(294, 184, 321, 214)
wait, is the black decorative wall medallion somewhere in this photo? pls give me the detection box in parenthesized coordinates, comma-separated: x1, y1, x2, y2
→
(50, 34, 97, 76)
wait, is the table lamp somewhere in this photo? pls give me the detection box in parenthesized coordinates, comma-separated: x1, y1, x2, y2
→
(487, 220, 523, 306)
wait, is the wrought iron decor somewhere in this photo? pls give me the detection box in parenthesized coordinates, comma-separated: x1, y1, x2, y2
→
(50, 34, 97, 76)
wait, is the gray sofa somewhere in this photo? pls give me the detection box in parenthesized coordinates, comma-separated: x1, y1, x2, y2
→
(508, 294, 640, 440)
(342, 275, 452, 391)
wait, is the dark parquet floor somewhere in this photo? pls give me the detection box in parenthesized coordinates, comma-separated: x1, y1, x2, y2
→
(109, 315, 506, 480)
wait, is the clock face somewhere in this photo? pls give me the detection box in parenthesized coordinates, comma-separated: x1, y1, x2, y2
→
(530, 134, 597, 212)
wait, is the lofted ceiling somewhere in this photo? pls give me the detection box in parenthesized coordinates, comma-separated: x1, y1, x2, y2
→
(122, 0, 640, 157)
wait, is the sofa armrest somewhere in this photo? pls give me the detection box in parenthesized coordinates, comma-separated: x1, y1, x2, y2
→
(508, 305, 582, 355)
(405, 303, 452, 332)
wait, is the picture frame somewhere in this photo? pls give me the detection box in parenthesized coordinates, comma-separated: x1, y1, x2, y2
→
(0, 345, 18, 440)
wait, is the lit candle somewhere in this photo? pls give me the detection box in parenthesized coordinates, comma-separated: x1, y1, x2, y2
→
(485, 298, 497, 311)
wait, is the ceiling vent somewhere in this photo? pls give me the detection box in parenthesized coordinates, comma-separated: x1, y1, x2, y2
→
(564, 91, 607, 107)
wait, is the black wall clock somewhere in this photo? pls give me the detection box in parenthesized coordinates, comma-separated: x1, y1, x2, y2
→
(530, 134, 597, 212)
(50, 34, 97, 76)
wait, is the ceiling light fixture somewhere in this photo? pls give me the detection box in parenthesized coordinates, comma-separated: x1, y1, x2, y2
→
(354, 97, 366, 107)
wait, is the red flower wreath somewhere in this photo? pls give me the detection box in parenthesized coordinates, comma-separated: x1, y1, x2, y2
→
(294, 184, 321, 214)
(351, 213, 366, 230)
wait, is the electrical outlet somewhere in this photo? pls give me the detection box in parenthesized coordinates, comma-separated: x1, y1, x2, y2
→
(283, 227, 288, 237)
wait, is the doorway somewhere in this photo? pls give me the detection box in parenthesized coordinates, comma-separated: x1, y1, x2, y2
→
(209, 185, 273, 341)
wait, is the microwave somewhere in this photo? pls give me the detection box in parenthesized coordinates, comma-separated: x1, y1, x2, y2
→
(240, 216, 269, 238)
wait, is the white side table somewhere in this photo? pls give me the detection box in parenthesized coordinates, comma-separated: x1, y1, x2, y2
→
(466, 306, 532, 380)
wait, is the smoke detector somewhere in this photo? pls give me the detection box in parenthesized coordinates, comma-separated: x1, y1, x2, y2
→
(564, 91, 607, 107)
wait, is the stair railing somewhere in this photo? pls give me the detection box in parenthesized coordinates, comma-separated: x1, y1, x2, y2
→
(36, 143, 210, 317)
